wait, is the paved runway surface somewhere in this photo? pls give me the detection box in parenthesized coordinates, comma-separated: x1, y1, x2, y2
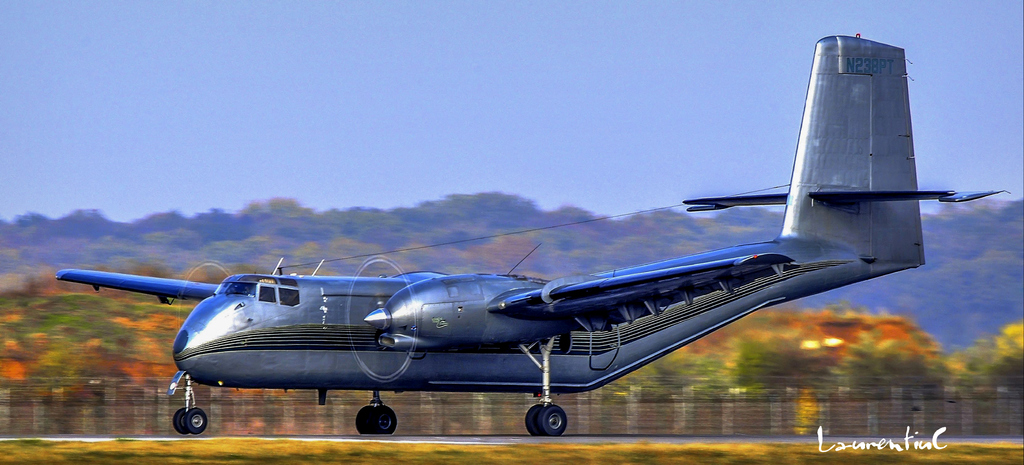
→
(2, 435, 1021, 445)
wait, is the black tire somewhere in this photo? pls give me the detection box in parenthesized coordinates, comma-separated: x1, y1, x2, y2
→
(355, 405, 373, 434)
(536, 404, 567, 436)
(525, 404, 544, 436)
(172, 407, 188, 435)
(185, 407, 208, 435)
(369, 405, 397, 434)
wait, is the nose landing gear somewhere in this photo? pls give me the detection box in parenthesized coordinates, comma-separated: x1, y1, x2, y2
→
(520, 338, 568, 436)
(355, 390, 397, 434)
(169, 371, 208, 435)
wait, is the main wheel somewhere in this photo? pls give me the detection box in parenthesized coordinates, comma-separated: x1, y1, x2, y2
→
(172, 407, 188, 435)
(368, 405, 397, 434)
(355, 405, 373, 434)
(185, 407, 208, 435)
(535, 404, 567, 436)
(525, 404, 544, 436)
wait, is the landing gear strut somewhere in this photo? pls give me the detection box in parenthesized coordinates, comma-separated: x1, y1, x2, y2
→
(171, 372, 208, 435)
(355, 390, 397, 434)
(519, 338, 568, 436)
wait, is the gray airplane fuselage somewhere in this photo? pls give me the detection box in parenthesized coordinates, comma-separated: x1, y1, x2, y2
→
(172, 237, 890, 394)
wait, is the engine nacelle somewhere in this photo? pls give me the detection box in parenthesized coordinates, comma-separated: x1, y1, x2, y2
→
(363, 274, 570, 351)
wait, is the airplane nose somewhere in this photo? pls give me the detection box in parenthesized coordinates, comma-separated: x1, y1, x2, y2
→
(364, 308, 391, 330)
(173, 329, 189, 354)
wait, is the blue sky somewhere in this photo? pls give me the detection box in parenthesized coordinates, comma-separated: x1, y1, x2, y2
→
(2, 1, 1021, 222)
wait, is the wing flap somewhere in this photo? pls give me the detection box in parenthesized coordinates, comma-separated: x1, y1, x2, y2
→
(490, 253, 794, 320)
(56, 269, 218, 302)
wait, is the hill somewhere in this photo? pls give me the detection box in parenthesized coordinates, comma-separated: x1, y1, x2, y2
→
(0, 194, 1020, 348)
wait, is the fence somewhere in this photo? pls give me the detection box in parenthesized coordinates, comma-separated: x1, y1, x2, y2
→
(0, 377, 1021, 436)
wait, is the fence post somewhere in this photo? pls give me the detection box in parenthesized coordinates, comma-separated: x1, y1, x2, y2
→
(868, 399, 878, 436)
(722, 389, 734, 435)
(577, 391, 589, 435)
(421, 392, 438, 435)
(473, 393, 490, 433)
(944, 386, 956, 434)
(890, 386, 902, 433)
(158, 386, 169, 435)
(0, 388, 9, 435)
(912, 388, 924, 434)
(627, 384, 640, 434)
(961, 393, 973, 436)
(818, 390, 830, 436)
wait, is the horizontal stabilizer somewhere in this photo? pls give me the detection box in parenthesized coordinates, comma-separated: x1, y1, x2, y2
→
(809, 190, 1005, 204)
(56, 269, 218, 302)
(937, 191, 1008, 203)
(683, 193, 788, 212)
(685, 190, 1004, 211)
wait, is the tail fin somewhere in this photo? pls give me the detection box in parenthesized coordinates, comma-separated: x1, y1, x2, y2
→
(780, 36, 924, 268)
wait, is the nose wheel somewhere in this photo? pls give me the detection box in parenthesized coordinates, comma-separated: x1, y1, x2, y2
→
(519, 338, 568, 436)
(169, 372, 208, 435)
(355, 390, 397, 434)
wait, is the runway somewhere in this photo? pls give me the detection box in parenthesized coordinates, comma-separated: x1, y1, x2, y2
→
(2, 435, 1021, 445)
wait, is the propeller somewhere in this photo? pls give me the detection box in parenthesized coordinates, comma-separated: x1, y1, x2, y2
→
(176, 261, 232, 327)
(343, 255, 422, 383)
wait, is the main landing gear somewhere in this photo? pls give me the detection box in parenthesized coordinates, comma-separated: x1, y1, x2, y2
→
(519, 338, 568, 436)
(170, 372, 208, 435)
(355, 390, 397, 434)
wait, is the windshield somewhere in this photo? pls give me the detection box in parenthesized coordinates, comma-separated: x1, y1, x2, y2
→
(216, 282, 257, 296)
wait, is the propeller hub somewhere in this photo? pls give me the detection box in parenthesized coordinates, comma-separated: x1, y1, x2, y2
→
(364, 308, 392, 330)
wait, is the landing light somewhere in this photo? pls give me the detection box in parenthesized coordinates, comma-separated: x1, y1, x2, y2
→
(800, 340, 821, 350)
(823, 337, 844, 347)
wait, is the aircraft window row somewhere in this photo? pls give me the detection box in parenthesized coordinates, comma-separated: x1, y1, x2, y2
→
(256, 284, 300, 307)
(216, 281, 300, 306)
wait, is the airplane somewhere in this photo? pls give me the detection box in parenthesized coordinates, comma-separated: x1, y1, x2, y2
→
(55, 35, 1001, 436)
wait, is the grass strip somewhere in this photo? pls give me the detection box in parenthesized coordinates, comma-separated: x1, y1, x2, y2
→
(0, 440, 1020, 464)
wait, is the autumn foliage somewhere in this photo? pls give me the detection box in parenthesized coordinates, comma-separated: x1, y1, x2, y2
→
(2, 286, 1019, 392)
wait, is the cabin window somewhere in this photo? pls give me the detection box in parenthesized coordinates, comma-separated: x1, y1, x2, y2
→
(446, 282, 482, 299)
(259, 285, 277, 303)
(279, 288, 300, 306)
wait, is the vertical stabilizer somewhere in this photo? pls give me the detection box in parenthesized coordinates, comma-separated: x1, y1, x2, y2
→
(781, 36, 924, 268)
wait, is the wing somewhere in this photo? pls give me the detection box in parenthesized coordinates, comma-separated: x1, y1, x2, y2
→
(488, 253, 794, 330)
(56, 269, 218, 304)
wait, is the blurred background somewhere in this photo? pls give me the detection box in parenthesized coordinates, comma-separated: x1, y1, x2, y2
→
(0, 195, 1021, 435)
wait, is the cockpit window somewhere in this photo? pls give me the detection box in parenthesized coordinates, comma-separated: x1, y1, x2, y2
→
(235, 275, 278, 284)
(259, 285, 277, 303)
(279, 288, 300, 306)
(219, 282, 257, 296)
(279, 278, 297, 287)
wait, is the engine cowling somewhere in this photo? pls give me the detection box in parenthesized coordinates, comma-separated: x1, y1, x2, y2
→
(362, 274, 566, 351)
